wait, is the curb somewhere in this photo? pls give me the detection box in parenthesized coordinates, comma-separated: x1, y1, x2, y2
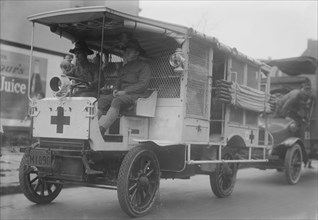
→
(0, 184, 79, 196)
(0, 185, 21, 195)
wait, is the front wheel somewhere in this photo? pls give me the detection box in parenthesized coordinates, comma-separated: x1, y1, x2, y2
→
(117, 146, 160, 217)
(19, 152, 63, 204)
(284, 144, 302, 185)
(210, 147, 238, 198)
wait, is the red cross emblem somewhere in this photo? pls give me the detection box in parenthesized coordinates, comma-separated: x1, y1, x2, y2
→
(51, 106, 70, 133)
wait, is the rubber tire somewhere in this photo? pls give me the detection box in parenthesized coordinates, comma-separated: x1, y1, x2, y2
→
(117, 146, 160, 217)
(210, 148, 238, 198)
(284, 143, 302, 185)
(19, 152, 63, 204)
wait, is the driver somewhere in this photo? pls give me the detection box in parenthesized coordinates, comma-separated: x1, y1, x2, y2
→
(67, 40, 104, 97)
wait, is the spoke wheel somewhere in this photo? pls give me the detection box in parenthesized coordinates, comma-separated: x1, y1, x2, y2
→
(210, 148, 238, 198)
(117, 146, 160, 217)
(19, 153, 63, 204)
(284, 144, 302, 185)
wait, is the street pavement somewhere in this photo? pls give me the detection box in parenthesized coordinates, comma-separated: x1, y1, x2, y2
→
(1, 162, 317, 219)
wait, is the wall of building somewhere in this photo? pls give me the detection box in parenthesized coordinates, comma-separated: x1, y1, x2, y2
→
(1, 1, 139, 53)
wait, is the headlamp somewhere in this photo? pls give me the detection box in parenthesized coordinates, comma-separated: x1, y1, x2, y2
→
(169, 48, 185, 72)
(288, 121, 299, 133)
(49, 75, 71, 98)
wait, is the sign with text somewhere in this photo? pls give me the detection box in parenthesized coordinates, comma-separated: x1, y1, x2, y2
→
(0, 50, 47, 120)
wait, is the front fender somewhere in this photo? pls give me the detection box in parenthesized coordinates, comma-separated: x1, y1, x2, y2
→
(281, 137, 302, 147)
(273, 137, 307, 162)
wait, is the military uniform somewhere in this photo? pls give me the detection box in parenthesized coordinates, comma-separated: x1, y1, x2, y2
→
(67, 40, 104, 97)
(98, 58, 151, 114)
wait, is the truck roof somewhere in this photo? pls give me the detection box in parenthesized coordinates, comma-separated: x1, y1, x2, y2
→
(28, 6, 262, 65)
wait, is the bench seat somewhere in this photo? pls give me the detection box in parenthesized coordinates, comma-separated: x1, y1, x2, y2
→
(120, 90, 158, 117)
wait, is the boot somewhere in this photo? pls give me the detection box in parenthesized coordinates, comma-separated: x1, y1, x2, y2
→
(99, 107, 119, 135)
(99, 126, 106, 136)
(82, 155, 102, 175)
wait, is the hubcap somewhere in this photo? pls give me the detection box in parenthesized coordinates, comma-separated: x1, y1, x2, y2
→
(139, 176, 150, 186)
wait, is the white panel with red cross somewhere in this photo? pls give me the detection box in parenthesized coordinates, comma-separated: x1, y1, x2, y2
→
(32, 97, 96, 139)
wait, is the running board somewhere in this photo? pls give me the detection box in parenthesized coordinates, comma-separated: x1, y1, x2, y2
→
(46, 180, 117, 190)
(187, 159, 268, 164)
(186, 143, 269, 165)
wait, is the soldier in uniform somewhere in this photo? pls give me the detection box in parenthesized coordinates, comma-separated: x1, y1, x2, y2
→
(276, 82, 312, 123)
(98, 39, 151, 134)
(67, 40, 104, 97)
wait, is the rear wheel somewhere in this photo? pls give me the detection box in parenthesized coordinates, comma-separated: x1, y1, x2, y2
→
(210, 147, 238, 198)
(284, 144, 302, 185)
(19, 152, 63, 204)
(117, 146, 160, 217)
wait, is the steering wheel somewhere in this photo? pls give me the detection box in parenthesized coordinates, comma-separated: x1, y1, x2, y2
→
(67, 76, 90, 88)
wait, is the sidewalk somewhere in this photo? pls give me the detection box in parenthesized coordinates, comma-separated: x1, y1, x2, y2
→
(0, 146, 23, 195)
(0, 146, 79, 196)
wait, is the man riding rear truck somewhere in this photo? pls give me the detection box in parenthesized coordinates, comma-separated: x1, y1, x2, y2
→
(275, 82, 312, 123)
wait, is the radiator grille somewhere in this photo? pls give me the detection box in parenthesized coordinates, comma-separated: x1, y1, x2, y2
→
(39, 138, 87, 151)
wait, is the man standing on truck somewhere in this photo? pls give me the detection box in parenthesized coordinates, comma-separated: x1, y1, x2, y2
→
(276, 82, 312, 124)
(98, 39, 151, 134)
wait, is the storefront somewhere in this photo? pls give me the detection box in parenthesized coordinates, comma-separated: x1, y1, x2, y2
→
(0, 1, 140, 145)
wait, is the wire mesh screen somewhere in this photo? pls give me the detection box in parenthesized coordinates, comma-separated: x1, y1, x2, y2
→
(100, 48, 181, 98)
(186, 40, 209, 118)
(231, 58, 244, 84)
(229, 57, 245, 123)
(245, 64, 260, 127)
(247, 65, 259, 89)
(149, 48, 181, 98)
